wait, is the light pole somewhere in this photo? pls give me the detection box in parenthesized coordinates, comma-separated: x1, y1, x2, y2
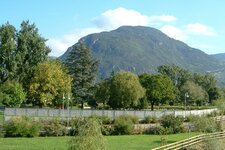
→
(184, 92, 189, 118)
(67, 94, 70, 126)
(63, 93, 65, 117)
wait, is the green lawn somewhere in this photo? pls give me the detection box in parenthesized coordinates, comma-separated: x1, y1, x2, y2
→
(0, 133, 199, 150)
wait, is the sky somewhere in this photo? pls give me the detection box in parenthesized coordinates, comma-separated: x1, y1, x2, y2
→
(1, 0, 225, 57)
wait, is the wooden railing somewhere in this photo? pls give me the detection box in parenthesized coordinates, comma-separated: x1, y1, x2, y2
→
(152, 131, 225, 150)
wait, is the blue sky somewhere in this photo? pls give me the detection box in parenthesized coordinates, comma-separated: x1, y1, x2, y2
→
(1, 0, 225, 56)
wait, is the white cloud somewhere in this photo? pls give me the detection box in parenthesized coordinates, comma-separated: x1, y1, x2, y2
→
(186, 23, 216, 36)
(149, 15, 177, 23)
(92, 7, 149, 30)
(47, 7, 178, 57)
(160, 25, 188, 41)
(47, 28, 103, 56)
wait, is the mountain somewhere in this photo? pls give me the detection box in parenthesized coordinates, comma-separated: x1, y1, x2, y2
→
(211, 53, 225, 62)
(60, 26, 224, 80)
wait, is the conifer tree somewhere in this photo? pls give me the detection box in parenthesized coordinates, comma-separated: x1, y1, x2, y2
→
(66, 42, 99, 108)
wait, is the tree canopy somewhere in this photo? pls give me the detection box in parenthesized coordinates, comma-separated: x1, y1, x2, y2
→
(108, 71, 145, 109)
(139, 73, 176, 110)
(28, 60, 71, 107)
(65, 42, 99, 108)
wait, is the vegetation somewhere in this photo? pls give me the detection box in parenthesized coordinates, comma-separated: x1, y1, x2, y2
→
(61, 26, 224, 84)
(28, 60, 72, 107)
(3, 116, 40, 137)
(139, 73, 176, 110)
(68, 118, 106, 150)
(108, 71, 145, 109)
(0, 81, 26, 107)
(0, 133, 199, 150)
(65, 42, 99, 108)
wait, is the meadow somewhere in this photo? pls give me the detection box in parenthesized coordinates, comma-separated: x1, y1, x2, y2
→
(0, 133, 199, 150)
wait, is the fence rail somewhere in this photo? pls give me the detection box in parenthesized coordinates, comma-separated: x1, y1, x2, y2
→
(152, 131, 225, 150)
(3, 108, 217, 121)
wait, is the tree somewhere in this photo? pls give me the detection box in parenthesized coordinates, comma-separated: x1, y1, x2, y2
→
(68, 118, 106, 150)
(65, 42, 99, 108)
(0, 22, 17, 83)
(0, 80, 26, 107)
(16, 21, 50, 89)
(193, 73, 220, 103)
(108, 71, 145, 109)
(139, 73, 176, 110)
(28, 60, 71, 107)
(94, 79, 110, 107)
(181, 80, 208, 106)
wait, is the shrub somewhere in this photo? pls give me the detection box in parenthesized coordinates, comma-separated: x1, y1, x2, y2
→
(144, 116, 158, 123)
(145, 126, 166, 135)
(4, 116, 40, 137)
(191, 116, 222, 133)
(113, 115, 134, 135)
(101, 125, 114, 136)
(40, 119, 68, 136)
(68, 118, 106, 150)
(160, 115, 184, 134)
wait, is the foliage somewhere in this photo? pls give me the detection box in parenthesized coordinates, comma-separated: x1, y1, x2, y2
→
(139, 73, 176, 110)
(0, 80, 26, 107)
(3, 116, 40, 137)
(16, 21, 50, 89)
(61, 26, 224, 86)
(94, 79, 111, 107)
(143, 116, 158, 124)
(68, 118, 106, 150)
(65, 42, 99, 108)
(191, 116, 222, 133)
(28, 60, 71, 107)
(193, 73, 220, 103)
(0, 22, 17, 83)
(160, 115, 184, 134)
(144, 126, 167, 135)
(40, 119, 68, 136)
(113, 115, 134, 135)
(181, 80, 208, 106)
(108, 71, 145, 109)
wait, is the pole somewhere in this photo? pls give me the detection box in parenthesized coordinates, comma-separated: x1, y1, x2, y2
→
(67, 94, 70, 126)
(185, 93, 187, 118)
(63, 93, 65, 117)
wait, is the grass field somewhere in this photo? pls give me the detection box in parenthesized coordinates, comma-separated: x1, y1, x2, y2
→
(0, 133, 199, 150)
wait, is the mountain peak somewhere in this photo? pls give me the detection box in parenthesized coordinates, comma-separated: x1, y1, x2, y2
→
(61, 26, 224, 79)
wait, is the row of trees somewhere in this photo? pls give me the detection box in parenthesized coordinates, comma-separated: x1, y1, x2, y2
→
(0, 21, 222, 110)
(0, 21, 71, 108)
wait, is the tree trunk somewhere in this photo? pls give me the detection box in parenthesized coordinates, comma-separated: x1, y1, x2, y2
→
(151, 102, 154, 111)
(81, 101, 84, 109)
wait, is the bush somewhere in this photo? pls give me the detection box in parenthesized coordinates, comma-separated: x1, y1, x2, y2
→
(160, 115, 184, 134)
(143, 116, 158, 124)
(191, 116, 222, 133)
(113, 115, 134, 135)
(40, 119, 68, 136)
(68, 118, 106, 150)
(4, 116, 40, 137)
(145, 126, 166, 135)
(101, 125, 114, 136)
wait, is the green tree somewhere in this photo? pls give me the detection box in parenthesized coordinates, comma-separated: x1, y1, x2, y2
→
(95, 79, 110, 107)
(193, 73, 220, 103)
(68, 118, 106, 150)
(181, 80, 208, 106)
(108, 71, 145, 109)
(0, 80, 26, 107)
(28, 60, 71, 107)
(0, 22, 17, 83)
(139, 73, 176, 110)
(65, 42, 99, 108)
(17, 21, 50, 89)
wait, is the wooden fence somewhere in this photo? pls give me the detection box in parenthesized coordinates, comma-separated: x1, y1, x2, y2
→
(152, 131, 225, 150)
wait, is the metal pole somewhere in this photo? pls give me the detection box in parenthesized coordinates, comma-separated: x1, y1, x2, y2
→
(63, 93, 65, 117)
(67, 94, 70, 126)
